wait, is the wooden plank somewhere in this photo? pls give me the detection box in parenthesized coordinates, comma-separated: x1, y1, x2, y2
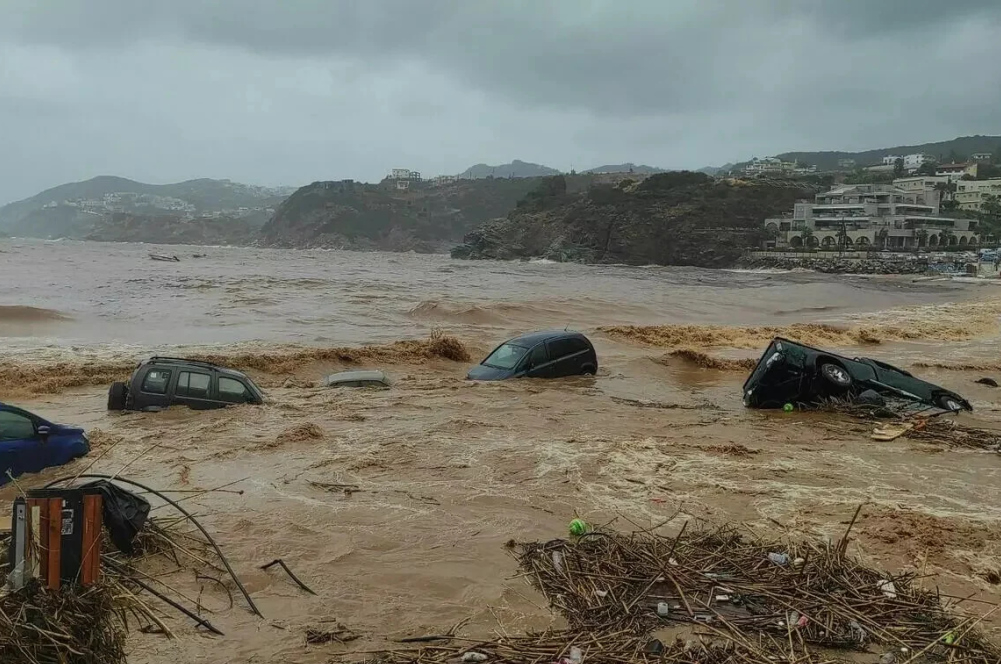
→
(82, 494, 102, 585)
(47, 499, 62, 590)
(32, 499, 49, 586)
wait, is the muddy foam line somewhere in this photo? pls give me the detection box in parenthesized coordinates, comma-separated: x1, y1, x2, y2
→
(0, 334, 470, 396)
(602, 297, 1001, 350)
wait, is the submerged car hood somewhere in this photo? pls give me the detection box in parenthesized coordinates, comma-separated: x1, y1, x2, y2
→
(466, 364, 515, 381)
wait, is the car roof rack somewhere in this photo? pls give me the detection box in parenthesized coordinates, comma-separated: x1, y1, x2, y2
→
(147, 356, 225, 370)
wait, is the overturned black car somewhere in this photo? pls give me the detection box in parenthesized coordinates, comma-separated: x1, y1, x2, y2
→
(742, 338, 971, 412)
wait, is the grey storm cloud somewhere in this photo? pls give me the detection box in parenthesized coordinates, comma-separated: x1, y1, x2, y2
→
(1, 0, 1000, 204)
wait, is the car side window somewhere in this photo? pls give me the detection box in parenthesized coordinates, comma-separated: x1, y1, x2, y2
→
(141, 369, 172, 394)
(547, 338, 587, 360)
(526, 344, 548, 367)
(218, 377, 250, 403)
(176, 371, 212, 399)
(0, 410, 36, 441)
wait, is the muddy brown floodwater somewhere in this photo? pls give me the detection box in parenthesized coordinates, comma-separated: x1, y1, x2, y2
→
(2, 239, 1001, 663)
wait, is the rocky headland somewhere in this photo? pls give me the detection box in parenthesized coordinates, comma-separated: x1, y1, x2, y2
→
(450, 173, 820, 267)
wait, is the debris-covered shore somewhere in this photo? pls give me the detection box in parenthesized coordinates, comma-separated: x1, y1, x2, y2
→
(340, 518, 1001, 664)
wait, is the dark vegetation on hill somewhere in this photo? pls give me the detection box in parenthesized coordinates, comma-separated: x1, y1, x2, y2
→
(257, 176, 613, 251)
(451, 172, 820, 267)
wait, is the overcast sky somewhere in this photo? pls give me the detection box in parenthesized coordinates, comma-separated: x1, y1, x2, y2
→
(1, 0, 999, 204)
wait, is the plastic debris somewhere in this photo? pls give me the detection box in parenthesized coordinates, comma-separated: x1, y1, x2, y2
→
(462, 652, 489, 663)
(569, 519, 589, 537)
(551, 551, 564, 573)
(768, 552, 790, 565)
(877, 579, 898, 599)
(656, 602, 671, 618)
(569, 646, 583, 663)
(793, 557, 806, 567)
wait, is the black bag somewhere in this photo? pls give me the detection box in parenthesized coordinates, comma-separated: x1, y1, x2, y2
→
(79, 480, 151, 555)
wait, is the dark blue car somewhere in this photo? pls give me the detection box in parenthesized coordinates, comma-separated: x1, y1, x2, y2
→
(0, 403, 90, 486)
(467, 330, 598, 381)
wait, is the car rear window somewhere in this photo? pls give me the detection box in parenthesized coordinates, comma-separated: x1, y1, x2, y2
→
(141, 369, 172, 394)
(176, 371, 211, 399)
(218, 376, 250, 403)
(547, 337, 589, 359)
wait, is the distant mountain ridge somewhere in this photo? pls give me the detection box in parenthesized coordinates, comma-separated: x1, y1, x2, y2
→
(458, 160, 560, 179)
(585, 163, 667, 174)
(771, 135, 1001, 171)
(0, 176, 294, 240)
(457, 160, 673, 178)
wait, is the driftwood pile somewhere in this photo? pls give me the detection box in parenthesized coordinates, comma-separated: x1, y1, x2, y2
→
(352, 630, 838, 664)
(0, 518, 206, 664)
(0, 580, 137, 664)
(512, 521, 1000, 662)
(348, 517, 1000, 664)
(0, 504, 239, 662)
(818, 398, 1001, 452)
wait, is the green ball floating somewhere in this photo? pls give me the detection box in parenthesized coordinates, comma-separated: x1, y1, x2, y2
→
(569, 518, 589, 537)
(783, 403, 795, 412)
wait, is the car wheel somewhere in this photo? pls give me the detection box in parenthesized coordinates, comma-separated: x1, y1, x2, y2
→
(935, 394, 964, 412)
(819, 362, 852, 389)
(581, 366, 596, 376)
(107, 381, 128, 411)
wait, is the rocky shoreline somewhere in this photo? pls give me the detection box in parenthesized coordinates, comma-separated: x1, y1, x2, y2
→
(735, 255, 931, 274)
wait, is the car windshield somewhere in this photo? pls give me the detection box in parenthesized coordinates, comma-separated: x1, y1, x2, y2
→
(482, 343, 529, 370)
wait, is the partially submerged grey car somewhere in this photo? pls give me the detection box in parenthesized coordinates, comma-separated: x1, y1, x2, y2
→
(108, 357, 266, 412)
(324, 370, 390, 388)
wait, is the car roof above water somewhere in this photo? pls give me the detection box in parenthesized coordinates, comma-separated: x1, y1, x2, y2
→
(139, 356, 253, 380)
(505, 330, 591, 347)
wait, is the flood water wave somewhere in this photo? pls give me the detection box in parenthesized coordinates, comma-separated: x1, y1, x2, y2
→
(601, 297, 1001, 350)
(0, 333, 470, 395)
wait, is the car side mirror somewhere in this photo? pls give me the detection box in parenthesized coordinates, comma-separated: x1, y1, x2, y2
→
(37, 425, 50, 440)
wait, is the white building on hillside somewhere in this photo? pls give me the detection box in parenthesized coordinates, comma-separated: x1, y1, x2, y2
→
(904, 153, 933, 170)
(430, 175, 458, 187)
(764, 184, 979, 250)
(955, 179, 1001, 211)
(881, 154, 932, 170)
(744, 156, 810, 176)
(389, 168, 422, 181)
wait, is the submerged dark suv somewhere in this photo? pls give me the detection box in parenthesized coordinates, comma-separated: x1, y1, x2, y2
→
(108, 357, 266, 412)
(467, 330, 598, 380)
(742, 337, 971, 412)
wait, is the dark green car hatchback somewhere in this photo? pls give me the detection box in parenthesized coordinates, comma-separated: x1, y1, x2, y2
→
(742, 337, 971, 412)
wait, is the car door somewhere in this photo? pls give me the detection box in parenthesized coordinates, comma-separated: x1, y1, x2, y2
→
(216, 375, 255, 404)
(172, 369, 221, 410)
(522, 343, 553, 378)
(546, 337, 588, 378)
(0, 406, 43, 485)
(136, 366, 173, 410)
